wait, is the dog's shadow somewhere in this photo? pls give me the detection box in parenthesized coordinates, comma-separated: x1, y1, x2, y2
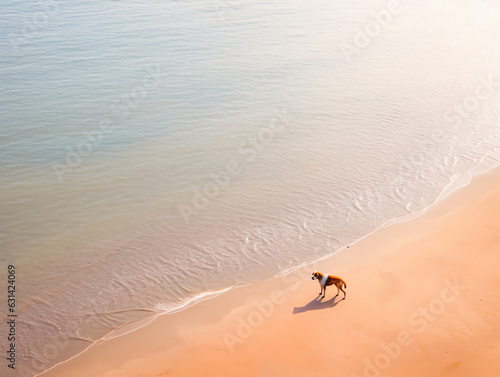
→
(292, 295, 344, 314)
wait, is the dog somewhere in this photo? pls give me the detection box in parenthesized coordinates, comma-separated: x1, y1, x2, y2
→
(311, 271, 346, 299)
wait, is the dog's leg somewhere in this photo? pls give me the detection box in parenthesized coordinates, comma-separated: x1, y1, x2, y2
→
(335, 285, 340, 297)
(340, 285, 346, 299)
(322, 286, 326, 299)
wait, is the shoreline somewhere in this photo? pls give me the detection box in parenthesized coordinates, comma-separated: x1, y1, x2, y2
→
(40, 163, 500, 377)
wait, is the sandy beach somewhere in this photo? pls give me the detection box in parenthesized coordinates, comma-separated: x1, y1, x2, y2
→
(41, 166, 500, 377)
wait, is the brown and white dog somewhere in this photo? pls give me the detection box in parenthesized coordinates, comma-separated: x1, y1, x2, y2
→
(311, 271, 347, 299)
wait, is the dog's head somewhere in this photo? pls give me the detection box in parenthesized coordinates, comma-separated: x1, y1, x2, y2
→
(311, 271, 321, 280)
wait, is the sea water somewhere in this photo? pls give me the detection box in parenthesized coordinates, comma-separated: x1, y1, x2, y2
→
(1, 0, 500, 375)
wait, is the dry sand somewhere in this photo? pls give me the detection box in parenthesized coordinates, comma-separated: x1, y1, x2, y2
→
(42, 167, 500, 377)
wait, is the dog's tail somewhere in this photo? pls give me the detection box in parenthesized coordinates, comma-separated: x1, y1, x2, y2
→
(343, 280, 347, 289)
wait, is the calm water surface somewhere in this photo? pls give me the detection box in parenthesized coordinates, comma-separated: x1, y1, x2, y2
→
(1, 1, 499, 375)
